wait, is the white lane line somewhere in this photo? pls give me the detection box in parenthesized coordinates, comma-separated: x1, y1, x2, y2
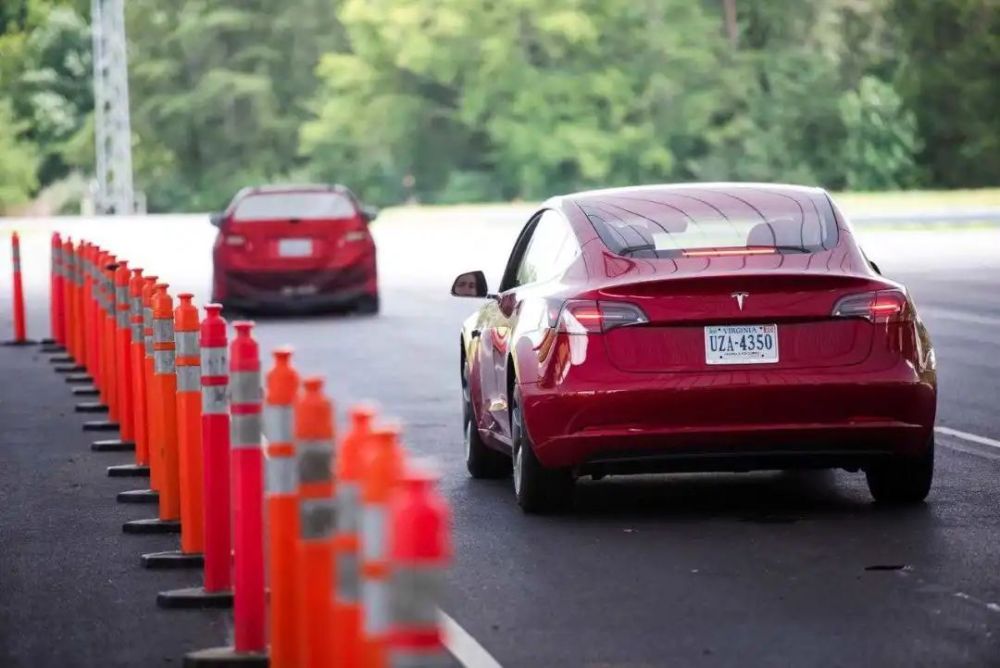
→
(440, 610, 504, 668)
(935, 426, 1000, 450)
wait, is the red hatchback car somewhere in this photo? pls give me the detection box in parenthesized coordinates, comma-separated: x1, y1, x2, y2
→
(452, 183, 937, 513)
(211, 184, 379, 313)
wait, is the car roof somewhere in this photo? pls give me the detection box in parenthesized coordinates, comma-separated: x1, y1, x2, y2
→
(237, 183, 346, 196)
(556, 182, 829, 207)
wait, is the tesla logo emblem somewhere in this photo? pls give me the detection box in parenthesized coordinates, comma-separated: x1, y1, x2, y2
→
(732, 292, 749, 310)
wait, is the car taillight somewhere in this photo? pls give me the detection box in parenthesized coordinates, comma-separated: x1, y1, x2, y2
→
(224, 234, 246, 246)
(832, 289, 910, 323)
(551, 299, 648, 334)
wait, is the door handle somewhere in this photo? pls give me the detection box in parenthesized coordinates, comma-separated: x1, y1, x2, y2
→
(470, 329, 481, 339)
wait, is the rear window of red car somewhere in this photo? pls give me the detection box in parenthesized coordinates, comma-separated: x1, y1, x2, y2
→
(232, 191, 356, 222)
(577, 186, 840, 257)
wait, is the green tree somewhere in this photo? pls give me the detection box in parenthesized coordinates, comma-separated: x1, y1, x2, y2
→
(0, 99, 41, 210)
(839, 75, 920, 190)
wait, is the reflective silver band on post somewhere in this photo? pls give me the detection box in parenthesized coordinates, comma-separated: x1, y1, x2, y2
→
(298, 440, 333, 484)
(131, 320, 143, 340)
(230, 370, 262, 404)
(388, 651, 451, 668)
(153, 317, 174, 344)
(361, 505, 388, 561)
(117, 308, 129, 328)
(154, 349, 176, 375)
(12, 259, 21, 272)
(201, 346, 227, 377)
(176, 331, 199, 357)
(390, 566, 443, 627)
(300, 498, 337, 540)
(336, 550, 360, 603)
(53, 247, 61, 277)
(231, 413, 262, 449)
(202, 384, 229, 415)
(115, 286, 128, 305)
(144, 333, 154, 356)
(337, 482, 360, 535)
(266, 456, 297, 495)
(363, 579, 391, 635)
(177, 365, 200, 392)
(264, 405, 294, 444)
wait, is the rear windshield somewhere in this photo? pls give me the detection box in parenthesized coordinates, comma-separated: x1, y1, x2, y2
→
(232, 191, 356, 222)
(578, 186, 839, 257)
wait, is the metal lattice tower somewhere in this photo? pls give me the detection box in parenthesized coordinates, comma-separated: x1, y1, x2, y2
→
(91, 0, 135, 215)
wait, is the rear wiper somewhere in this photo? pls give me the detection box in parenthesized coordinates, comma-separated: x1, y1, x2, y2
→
(617, 244, 657, 256)
(770, 245, 811, 253)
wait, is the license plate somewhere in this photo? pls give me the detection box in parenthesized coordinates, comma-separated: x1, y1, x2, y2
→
(278, 238, 313, 257)
(704, 324, 778, 365)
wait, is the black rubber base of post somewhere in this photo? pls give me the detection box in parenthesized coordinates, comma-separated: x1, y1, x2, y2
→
(71, 386, 99, 396)
(48, 354, 73, 363)
(123, 518, 181, 534)
(40, 337, 56, 345)
(142, 550, 204, 569)
(66, 373, 92, 384)
(117, 488, 159, 504)
(108, 463, 149, 478)
(184, 647, 268, 667)
(83, 420, 119, 432)
(91, 439, 134, 452)
(40, 345, 64, 354)
(2, 339, 37, 346)
(158, 586, 234, 610)
(55, 364, 86, 373)
(75, 402, 108, 413)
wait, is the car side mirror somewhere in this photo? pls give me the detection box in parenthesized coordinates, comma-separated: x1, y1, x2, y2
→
(361, 205, 379, 224)
(209, 212, 224, 228)
(451, 271, 488, 298)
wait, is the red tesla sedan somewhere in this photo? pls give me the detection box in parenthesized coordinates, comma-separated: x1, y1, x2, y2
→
(452, 183, 936, 513)
(211, 184, 379, 313)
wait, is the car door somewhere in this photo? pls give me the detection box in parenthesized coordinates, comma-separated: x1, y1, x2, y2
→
(485, 209, 580, 442)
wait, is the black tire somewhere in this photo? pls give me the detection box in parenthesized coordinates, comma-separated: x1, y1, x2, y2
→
(462, 363, 509, 479)
(865, 435, 934, 504)
(355, 294, 380, 315)
(511, 386, 573, 513)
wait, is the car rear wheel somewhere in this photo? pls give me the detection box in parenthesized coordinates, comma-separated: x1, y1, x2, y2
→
(511, 386, 573, 514)
(462, 364, 509, 479)
(865, 435, 934, 504)
(355, 294, 379, 315)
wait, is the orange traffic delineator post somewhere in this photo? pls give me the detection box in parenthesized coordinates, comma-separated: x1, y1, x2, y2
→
(54, 240, 85, 371)
(123, 285, 181, 534)
(4, 231, 33, 346)
(117, 275, 162, 501)
(387, 465, 452, 667)
(48, 231, 66, 351)
(362, 426, 406, 668)
(296, 376, 338, 668)
(84, 256, 124, 435)
(108, 267, 152, 478)
(77, 258, 126, 412)
(334, 405, 376, 668)
(263, 348, 300, 668)
(158, 304, 234, 609)
(142, 294, 204, 568)
(185, 321, 266, 665)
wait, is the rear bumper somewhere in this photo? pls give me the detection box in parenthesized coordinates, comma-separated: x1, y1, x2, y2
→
(216, 262, 376, 312)
(520, 365, 936, 471)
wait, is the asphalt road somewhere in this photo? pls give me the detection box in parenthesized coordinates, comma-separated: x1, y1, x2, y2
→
(1, 212, 998, 667)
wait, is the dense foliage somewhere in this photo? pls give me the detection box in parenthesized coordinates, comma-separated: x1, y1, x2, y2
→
(0, 0, 997, 212)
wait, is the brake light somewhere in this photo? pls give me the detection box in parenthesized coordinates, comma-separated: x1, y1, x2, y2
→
(225, 234, 246, 246)
(553, 300, 648, 334)
(683, 247, 777, 257)
(832, 289, 910, 323)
